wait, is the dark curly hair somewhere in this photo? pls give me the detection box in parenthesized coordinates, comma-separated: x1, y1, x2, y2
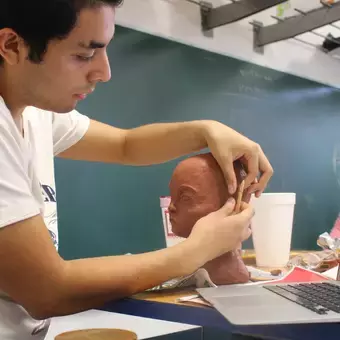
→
(0, 0, 123, 64)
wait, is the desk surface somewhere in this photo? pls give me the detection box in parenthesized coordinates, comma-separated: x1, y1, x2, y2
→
(133, 249, 315, 307)
(100, 250, 339, 340)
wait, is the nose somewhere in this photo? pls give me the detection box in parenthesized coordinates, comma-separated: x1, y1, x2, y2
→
(168, 201, 176, 214)
(88, 52, 111, 84)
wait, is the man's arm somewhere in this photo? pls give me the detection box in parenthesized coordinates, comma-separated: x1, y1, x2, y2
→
(57, 119, 128, 163)
(0, 215, 203, 320)
(58, 119, 206, 165)
(0, 199, 253, 320)
(58, 119, 273, 195)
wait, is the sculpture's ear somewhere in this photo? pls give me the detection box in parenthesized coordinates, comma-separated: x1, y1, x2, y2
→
(234, 160, 247, 182)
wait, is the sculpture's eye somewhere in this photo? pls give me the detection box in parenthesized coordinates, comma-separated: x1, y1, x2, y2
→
(178, 186, 196, 204)
(181, 195, 191, 201)
(180, 194, 191, 202)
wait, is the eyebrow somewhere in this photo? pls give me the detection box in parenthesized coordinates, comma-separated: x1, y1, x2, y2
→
(78, 40, 106, 49)
(179, 185, 197, 195)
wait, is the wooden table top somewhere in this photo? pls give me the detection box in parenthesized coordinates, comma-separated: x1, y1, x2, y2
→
(132, 250, 318, 307)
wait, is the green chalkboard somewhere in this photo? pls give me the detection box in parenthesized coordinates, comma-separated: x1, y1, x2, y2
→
(55, 25, 340, 260)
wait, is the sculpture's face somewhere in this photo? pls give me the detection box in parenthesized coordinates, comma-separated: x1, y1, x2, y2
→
(168, 154, 247, 238)
(169, 164, 224, 238)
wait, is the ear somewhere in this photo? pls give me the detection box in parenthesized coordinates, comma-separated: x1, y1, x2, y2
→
(0, 28, 27, 65)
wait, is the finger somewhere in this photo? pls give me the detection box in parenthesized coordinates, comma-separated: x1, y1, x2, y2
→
(242, 227, 252, 242)
(256, 170, 273, 196)
(238, 202, 255, 221)
(219, 197, 236, 216)
(245, 146, 273, 197)
(255, 190, 262, 198)
(221, 158, 238, 195)
(243, 145, 260, 188)
(248, 168, 272, 197)
(238, 201, 250, 212)
(245, 183, 258, 197)
(256, 147, 274, 192)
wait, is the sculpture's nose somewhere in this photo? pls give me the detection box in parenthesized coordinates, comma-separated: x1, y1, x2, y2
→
(168, 201, 176, 214)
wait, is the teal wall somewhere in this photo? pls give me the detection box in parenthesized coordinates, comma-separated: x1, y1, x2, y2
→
(55, 26, 340, 260)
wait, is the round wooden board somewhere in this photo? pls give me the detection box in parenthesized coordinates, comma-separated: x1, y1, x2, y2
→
(55, 328, 137, 340)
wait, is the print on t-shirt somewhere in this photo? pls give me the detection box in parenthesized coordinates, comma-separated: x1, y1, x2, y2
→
(41, 183, 58, 249)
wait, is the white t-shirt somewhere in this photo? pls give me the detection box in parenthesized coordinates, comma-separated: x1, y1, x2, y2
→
(0, 97, 90, 339)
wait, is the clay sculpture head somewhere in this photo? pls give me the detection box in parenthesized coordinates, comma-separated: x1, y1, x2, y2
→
(168, 152, 247, 238)
(168, 152, 250, 285)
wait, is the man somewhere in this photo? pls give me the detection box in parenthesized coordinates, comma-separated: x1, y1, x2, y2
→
(0, 1, 273, 339)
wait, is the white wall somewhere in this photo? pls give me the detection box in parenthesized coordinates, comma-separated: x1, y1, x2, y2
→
(116, 0, 340, 88)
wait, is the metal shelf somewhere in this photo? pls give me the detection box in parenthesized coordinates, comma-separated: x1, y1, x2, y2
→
(251, 1, 340, 54)
(199, 0, 286, 31)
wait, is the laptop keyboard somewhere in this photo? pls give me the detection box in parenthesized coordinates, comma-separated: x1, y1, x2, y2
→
(264, 282, 340, 315)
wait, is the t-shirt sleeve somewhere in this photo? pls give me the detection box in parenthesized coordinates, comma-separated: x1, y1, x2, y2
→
(0, 128, 41, 228)
(52, 110, 90, 156)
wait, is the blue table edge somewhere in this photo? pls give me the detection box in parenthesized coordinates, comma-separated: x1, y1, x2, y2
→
(99, 296, 340, 340)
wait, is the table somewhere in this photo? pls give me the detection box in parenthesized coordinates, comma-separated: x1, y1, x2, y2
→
(99, 250, 340, 340)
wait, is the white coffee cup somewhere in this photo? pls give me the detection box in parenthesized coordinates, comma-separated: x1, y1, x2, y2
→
(250, 193, 296, 268)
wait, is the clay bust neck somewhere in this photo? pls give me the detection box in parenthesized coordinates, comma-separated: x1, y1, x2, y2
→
(202, 249, 249, 285)
(203, 251, 239, 269)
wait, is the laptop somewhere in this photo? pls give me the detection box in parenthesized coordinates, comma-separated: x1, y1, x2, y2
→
(196, 266, 340, 325)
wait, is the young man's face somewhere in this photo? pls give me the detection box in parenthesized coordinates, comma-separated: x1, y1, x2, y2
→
(6, 5, 115, 113)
